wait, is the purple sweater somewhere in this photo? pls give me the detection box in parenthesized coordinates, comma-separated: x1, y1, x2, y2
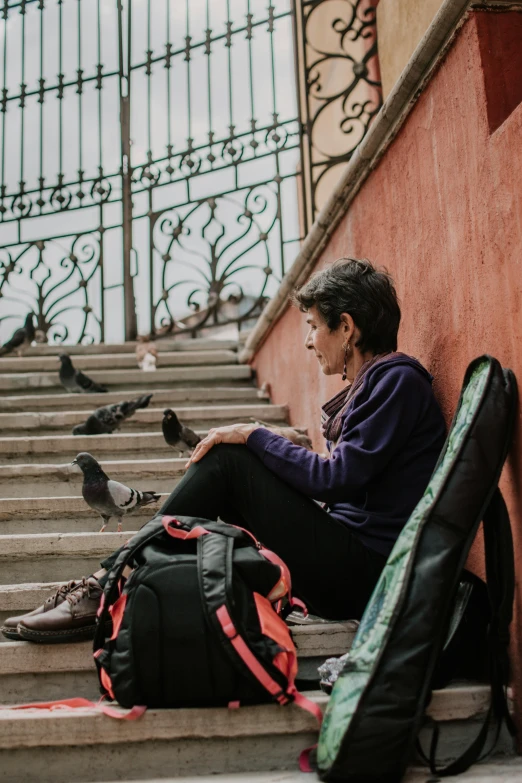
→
(246, 355, 446, 556)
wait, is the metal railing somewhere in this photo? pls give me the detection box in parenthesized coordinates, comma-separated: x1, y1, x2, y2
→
(0, 0, 381, 344)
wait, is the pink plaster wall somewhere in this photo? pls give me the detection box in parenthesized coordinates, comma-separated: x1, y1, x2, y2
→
(252, 10, 522, 727)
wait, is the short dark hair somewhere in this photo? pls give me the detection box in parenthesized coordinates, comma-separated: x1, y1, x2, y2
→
(292, 257, 401, 354)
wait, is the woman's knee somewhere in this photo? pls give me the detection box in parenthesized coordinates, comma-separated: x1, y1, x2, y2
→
(188, 443, 259, 484)
(198, 442, 252, 466)
(212, 443, 262, 473)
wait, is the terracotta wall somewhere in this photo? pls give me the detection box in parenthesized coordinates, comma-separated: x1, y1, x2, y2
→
(252, 10, 522, 723)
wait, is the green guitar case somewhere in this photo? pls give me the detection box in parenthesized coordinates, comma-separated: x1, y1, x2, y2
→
(317, 355, 517, 782)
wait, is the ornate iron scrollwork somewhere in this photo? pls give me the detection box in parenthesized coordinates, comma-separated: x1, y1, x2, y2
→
(0, 0, 381, 344)
(0, 233, 102, 345)
(297, 0, 382, 217)
(151, 187, 277, 336)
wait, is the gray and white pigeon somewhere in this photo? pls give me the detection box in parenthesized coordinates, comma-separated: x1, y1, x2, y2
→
(72, 452, 160, 532)
(59, 354, 108, 394)
(0, 313, 35, 357)
(72, 393, 153, 435)
(162, 409, 201, 455)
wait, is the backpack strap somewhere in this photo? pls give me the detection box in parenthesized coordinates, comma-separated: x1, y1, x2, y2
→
(197, 530, 322, 725)
(196, 530, 288, 698)
(7, 697, 146, 720)
(421, 488, 516, 776)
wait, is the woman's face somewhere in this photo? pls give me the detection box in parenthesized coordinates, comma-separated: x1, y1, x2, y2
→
(304, 306, 347, 376)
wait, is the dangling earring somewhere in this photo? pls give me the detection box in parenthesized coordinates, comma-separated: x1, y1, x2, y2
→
(342, 342, 350, 382)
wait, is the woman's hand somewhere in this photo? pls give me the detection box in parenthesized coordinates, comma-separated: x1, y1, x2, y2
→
(185, 423, 259, 468)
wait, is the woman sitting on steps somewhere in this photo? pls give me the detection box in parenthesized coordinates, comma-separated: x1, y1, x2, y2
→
(2, 258, 446, 643)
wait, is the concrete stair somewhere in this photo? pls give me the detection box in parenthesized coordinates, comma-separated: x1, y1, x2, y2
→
(0, 623, 358, 703)
(0, 403, 287, 435)
(0, 350, 239, 374)
(0, 339, 514, 781)
(80, 763, 522, 783)
(0, 365, 252, 394)
(0, 458, 186, 498)
(0, 686, 511, 783)
(0, 386, 269, 412)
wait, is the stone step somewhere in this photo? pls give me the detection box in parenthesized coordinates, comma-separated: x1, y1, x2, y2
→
(0, 350, 238, 374)
(0, 403, 288, 436)
(94, 761, 522, 783)
(0, 530, 141, 584)
(0, 364, 252, 394)
(22, 339, 238, 356)
(0, 623, 357, 702)
(0, 458, 186, 499)
(0, 494, 164, 533)
(0, 431, 203, 463)
(0, 386, 267, 412)
(0, 686, 509, 783)
(1, 693, 324, 781)
(0, 582, 64, 631)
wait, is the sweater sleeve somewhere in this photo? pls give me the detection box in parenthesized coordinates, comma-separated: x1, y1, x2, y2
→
(246, 366, 430, 503)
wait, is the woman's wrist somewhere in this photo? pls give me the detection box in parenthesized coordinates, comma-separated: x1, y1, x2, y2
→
(245, 423, 262, 439)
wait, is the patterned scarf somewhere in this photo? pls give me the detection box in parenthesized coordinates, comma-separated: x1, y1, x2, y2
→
(321, 352, 402, 446)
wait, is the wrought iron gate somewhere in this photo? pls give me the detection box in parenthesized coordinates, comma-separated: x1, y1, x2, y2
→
(0, 0, 380, 344)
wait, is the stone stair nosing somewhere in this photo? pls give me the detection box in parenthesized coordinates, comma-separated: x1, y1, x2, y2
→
(0, 685, 512, 783)
(0, 431, 192, 462)
(0, 623, 358, 703)
(0, 403, 289, 434)
(0, 349, 238, 374)
(0, 507, 162, 536)
(0, 458, 184, 501)
(0, 530, 145, 583)
(0, 386, 269, 412)
(21, 339, 239, 356)
(84, 760, 522, 783)
(0, 458, 184, 480)
(0, 587, 344, 638)
(0, 623, 357, 676)
(0, 364, 252, 394)
(0, 497, 168, 522)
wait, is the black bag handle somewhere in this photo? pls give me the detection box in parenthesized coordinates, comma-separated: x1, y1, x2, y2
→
(420, 489, 516, 776)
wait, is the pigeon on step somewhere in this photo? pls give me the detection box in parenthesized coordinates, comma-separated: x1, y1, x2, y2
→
(0, 313, 35, 357)
(72, 394, 153, 435)
(72, 452, 160, 532)
(59, 354, 108, 394)
(162, 409, 201, 455)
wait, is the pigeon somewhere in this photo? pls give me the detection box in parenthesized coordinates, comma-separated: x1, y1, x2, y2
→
(0, 313, 35, 357)
(72, 452, 160, 532)
(72, 393, 153, 435)
(162, 408, 201, 455)
(136, 337, 158, 372)
(58, 354, 108, 394)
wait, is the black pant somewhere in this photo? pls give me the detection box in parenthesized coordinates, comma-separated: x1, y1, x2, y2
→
(101, 445, 386, 620)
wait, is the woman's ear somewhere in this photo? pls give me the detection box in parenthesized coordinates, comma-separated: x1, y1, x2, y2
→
(339, 312, 355, 338)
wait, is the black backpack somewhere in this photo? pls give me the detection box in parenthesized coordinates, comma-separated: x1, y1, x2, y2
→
(316, 355, 518, 782)
(93, 514, 321, 723)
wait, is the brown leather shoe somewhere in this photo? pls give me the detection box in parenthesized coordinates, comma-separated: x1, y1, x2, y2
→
(17, 577, 107, 644)
(1, 580, 83, 641)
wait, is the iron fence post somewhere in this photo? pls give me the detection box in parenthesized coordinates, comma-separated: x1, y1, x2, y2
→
(119, 0, 137, 342)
